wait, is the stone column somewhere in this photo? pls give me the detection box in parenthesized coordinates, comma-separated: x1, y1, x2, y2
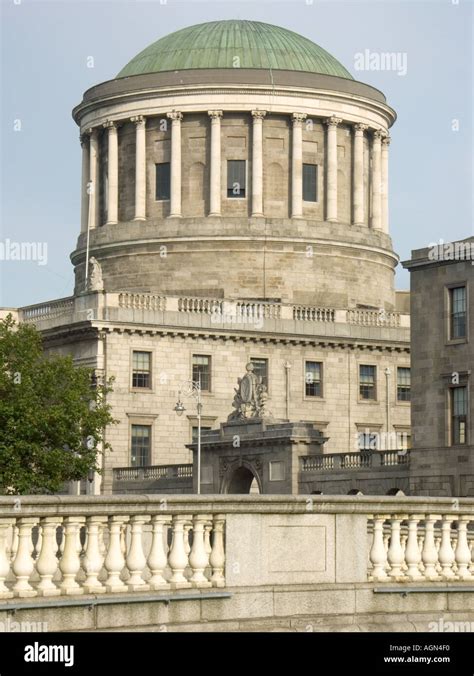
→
(80, 133, 90, 233)
(291, 113, 307, 218)
(381, 134, 390, 233)
(353, 123, 368, 225)
(325, 116, 342, 222)
(131, 116, 146, 221)
(251, 110, 266, 217)
(88, 128, 99, 230)
(103, 121, 118, 225)
(371, 129, 383, 230)
(167, 111, 183, 218)
(208, 110, 223, 216)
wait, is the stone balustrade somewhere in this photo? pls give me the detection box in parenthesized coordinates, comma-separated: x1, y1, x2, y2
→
(369, 514, 474, 582)
(1, 495, 473, 604)
(114, 464, 193, 481)
(118, 293, 167, 311)
(293, 306, 335, 322)
(20, 298, 74, 323)
(13, 292, 410, 330)
(300, 451, 410, 472)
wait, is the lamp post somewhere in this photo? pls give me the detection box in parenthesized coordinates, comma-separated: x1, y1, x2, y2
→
(174, 375, 202, 494)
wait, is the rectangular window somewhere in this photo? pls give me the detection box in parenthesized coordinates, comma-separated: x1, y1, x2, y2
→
(359, 365, 376, 400)
(397, 367, 411, 402)
(132, 351, 151, 389)
(250, 357, 269, 389)
(305, 361, 322, 397)
(131, 425, 151, 467)
(227, 160, 246, 198)
(192, 354, 211, 392)
(450, 286, 467, 339)
(451, 386, 467, 445)
(155, 162, 171, 200)
(191, 426, 212, 443)
(303, 163, 317, 202)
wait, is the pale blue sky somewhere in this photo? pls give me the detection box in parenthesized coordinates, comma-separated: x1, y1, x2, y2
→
(1, 0, 472, 307)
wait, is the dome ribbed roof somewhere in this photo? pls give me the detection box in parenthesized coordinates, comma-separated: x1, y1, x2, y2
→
(116, 20, 353, 80)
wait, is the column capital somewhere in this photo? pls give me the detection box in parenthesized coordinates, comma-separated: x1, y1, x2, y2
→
(373, 128, 385, 140)
(354, 123, 369, 134)
(167, 111, 183, 122)
(251, 109, 267, 120)
(80, 132, 90, 146)
(324, 115, 342, 128)
(102, 119, 117, 130)
(86, 127, 99, 138)
(131, 115, 146, 126)
(291, 112, 307, 125)
(208, 110, 223, 120)
(382, 134, 391, 146)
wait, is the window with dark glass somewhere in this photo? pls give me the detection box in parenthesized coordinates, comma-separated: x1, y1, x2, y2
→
(227, 160, 246, 198)
(450, 286, 467, 339)
(397, 367, 411, 402)
(359, 365, 376, 400)
(131, 425, 151, 466)
(155, 162, 171, 200)
(250, 357, 269, 389)
(451, 386, 467, 445)
(305, 361, 322, 397)
(303, 163, 317, 202)
(132, 351, 151, 389)
(192, 355, 211, 391)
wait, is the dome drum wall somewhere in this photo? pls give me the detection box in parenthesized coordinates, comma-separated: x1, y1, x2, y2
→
(72, 219, 397, 309)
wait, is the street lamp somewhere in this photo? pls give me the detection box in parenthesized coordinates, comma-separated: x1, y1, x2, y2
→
(174, 375, 202, 494)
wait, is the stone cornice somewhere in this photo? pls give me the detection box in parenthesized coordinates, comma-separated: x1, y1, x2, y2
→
(40, 320, 409, 354)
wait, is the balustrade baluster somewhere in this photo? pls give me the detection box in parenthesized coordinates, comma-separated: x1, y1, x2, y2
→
(190, 515, 212, 587)
(36, 518, 61, 596)
(126, 516, 150, 590)
(421, 516, 440, 580)
(83, 516, 107, 593)
(210, 514, 225, 587)
(405, 516, 422, 580)
(369, 516, 388, 580)
(59, 517, 85, 594)
(387, 517, 406, 579)
(0, 519, 14, 598)
(148, 515, 170, 589)
(104, 516, 129, 592)
(439, 516, 455, 579)
(12, 518, 36, 597)
(455, 517, 472, 580)
(168, 516, 191, 588)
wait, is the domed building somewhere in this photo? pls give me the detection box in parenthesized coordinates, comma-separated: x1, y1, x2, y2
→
(7, 21, 411, 495)
(72, 20, 396, 309)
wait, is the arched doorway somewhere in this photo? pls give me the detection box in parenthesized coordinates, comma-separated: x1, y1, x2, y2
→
(224, 465, 261, 494)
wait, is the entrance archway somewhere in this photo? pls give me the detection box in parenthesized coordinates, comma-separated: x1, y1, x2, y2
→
(224, 464, 261, 494)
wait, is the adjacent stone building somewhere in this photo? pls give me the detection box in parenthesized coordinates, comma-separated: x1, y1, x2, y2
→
(402, 238, 474, 496)
(1, 20, 412, 495)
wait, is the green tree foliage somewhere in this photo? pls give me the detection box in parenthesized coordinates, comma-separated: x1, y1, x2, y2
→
(0, 314, 116, 494)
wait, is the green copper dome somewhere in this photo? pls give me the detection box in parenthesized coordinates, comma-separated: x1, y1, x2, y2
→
(116, 20, 353, 80)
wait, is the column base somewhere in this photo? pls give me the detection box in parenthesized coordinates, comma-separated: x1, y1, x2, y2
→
(251, 213, 265, 218)
(105, 220, 118, 226)
(352, 221, 366, 226)
(168, 213, 182, 219)
(291, 213, 303, 219)
(208, 212, 222, 217)
(327, 217, 338, 223)
(133, 216, 146, 222)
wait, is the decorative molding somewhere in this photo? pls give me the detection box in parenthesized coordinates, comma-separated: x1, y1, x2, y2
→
(251, 109, 267, 120)
(167, 110, 183, 122)
(291, 112, 307, 125)
(208, 110, 223, 120)
(324, 115, 342, 128)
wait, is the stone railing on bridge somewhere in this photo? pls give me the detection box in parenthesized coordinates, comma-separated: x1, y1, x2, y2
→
(1, 495, 474, 604)
(300, 451, 410, 472)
